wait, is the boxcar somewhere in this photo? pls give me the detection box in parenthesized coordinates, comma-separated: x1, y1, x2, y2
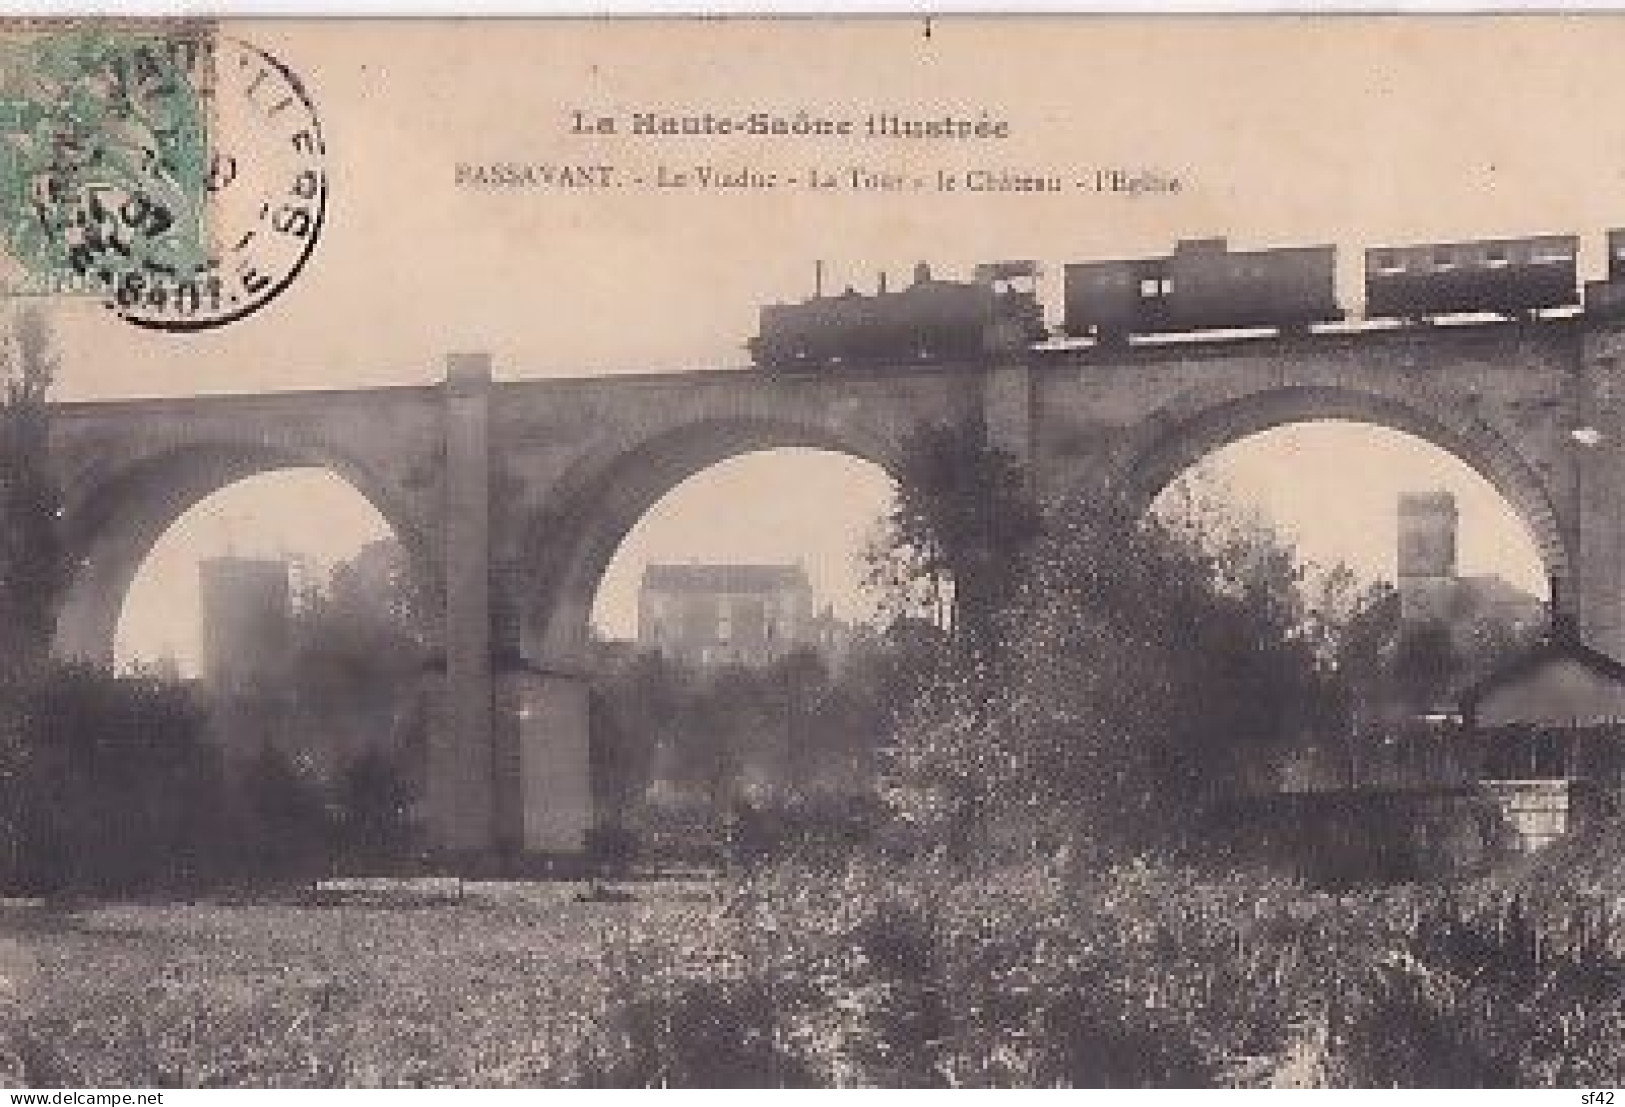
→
(1365, 235, 1578, 321)
(1063, 238, 1342, 340)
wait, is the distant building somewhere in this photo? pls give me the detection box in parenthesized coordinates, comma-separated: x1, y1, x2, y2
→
(1397, 491, 1458, 624)
(1462, 619, 1625, 851)
(638, 562, 823, 667)
(199, 556, 293, 695)
(1397, 490, 1547, 647)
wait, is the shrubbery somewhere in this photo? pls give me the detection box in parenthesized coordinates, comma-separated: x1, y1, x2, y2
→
(579, 850, 1625, 1087)
(0, 662, 422, 896)
(0, 663, 226, 893)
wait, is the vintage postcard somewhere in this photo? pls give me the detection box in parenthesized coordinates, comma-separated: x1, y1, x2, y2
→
(1, 13, 1624, 1090)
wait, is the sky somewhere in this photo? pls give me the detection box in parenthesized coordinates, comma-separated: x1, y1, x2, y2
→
(5, 17, 1605, 667)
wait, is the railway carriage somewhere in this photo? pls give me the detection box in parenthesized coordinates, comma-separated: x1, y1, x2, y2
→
(1062, 238, 1343, 341)
(1365, 235, 1579, 321)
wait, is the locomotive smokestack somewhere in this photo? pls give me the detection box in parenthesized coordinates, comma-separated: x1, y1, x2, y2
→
(814, 260, 824, 298)
(878, 271, 888, 294)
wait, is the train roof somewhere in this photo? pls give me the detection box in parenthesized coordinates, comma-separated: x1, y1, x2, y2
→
(1064, 238, 1337, 271)
(1366, 233, 1578, 255)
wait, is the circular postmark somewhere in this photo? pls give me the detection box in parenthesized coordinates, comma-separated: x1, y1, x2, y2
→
(0, 28, 327, 331)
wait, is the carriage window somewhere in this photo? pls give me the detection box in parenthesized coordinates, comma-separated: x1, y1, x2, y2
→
(1486, 247, 1510, 268)
(1372, 251, 1401, 274)
(1434, 248, 1456, 270)
(1139, 277, 1164, 299)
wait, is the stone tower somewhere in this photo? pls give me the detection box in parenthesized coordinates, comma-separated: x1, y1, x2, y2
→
(1397, 491, 1458, 623)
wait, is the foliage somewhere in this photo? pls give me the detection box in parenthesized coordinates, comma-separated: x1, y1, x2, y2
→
(863, 419, 1040, 655)
(281, 544, 431, 784)
(578, 850, 1625, 1088)
(0, 305, 65, 678)
(0, 663, 226, 893)
(332, 745, 422, 869)
(1391, 619, 1460, 713)
(886, 485, 1385, 857)
(592, 645, 895, 859)
(0, 306, 67, 873)
(0, 656, 427, 894)
(3, 884, 711, 1087)
(10, 826, 1625, 1087)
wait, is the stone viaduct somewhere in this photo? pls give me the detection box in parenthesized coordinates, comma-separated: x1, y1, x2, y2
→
(45, 317, 1625, 856)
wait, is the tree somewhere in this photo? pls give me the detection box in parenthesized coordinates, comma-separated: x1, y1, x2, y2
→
(0, 305, 65, 882)
(334, 744, 420, 867)
(1392, 620, 1460, 714)
(7, 664, 225, 893)
(0, 305, 64, 677)
(275, 541, 433, 785)
(239, 741, 333, 878)
(864, 419, 1040, 659)
(887, 485, 1367, 860)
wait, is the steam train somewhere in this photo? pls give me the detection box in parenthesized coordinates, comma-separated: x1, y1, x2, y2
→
(749, 229, 1617, 369)
(746, 260, 1047, 368)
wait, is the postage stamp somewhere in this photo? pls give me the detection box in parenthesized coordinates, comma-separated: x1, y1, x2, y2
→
(0, 24, 326, 331)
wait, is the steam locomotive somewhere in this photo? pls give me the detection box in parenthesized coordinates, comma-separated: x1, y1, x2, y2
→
(747, 260, 1046, 368)
(749, 229, 1611, 369)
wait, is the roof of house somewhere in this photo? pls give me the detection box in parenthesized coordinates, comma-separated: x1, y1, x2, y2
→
(641, 563, 811, 595)
(1460, 620, 1625, 730)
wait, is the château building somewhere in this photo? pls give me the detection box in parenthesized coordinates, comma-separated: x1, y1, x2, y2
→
(637, 562, 833, 668)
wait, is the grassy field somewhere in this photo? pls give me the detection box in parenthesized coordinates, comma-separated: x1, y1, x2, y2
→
(0, 881, 721, 1088)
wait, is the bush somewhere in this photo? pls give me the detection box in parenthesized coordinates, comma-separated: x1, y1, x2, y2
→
(885, 488, 1377, 864)
(0, 663, 227, 894)
(0, 662, 436, 894)
(332, 744, 422, 870)
(577, 848, 1625, 1087)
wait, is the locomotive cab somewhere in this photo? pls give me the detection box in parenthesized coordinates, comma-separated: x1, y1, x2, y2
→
(974, 259, 1048, 351)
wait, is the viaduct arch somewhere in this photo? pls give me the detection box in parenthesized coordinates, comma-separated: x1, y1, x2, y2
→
(1115, 380, 1570, 583)
(44, 318, 1625, 857)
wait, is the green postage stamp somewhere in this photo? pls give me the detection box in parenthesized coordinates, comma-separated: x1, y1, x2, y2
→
(0, 24, 326, 331)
